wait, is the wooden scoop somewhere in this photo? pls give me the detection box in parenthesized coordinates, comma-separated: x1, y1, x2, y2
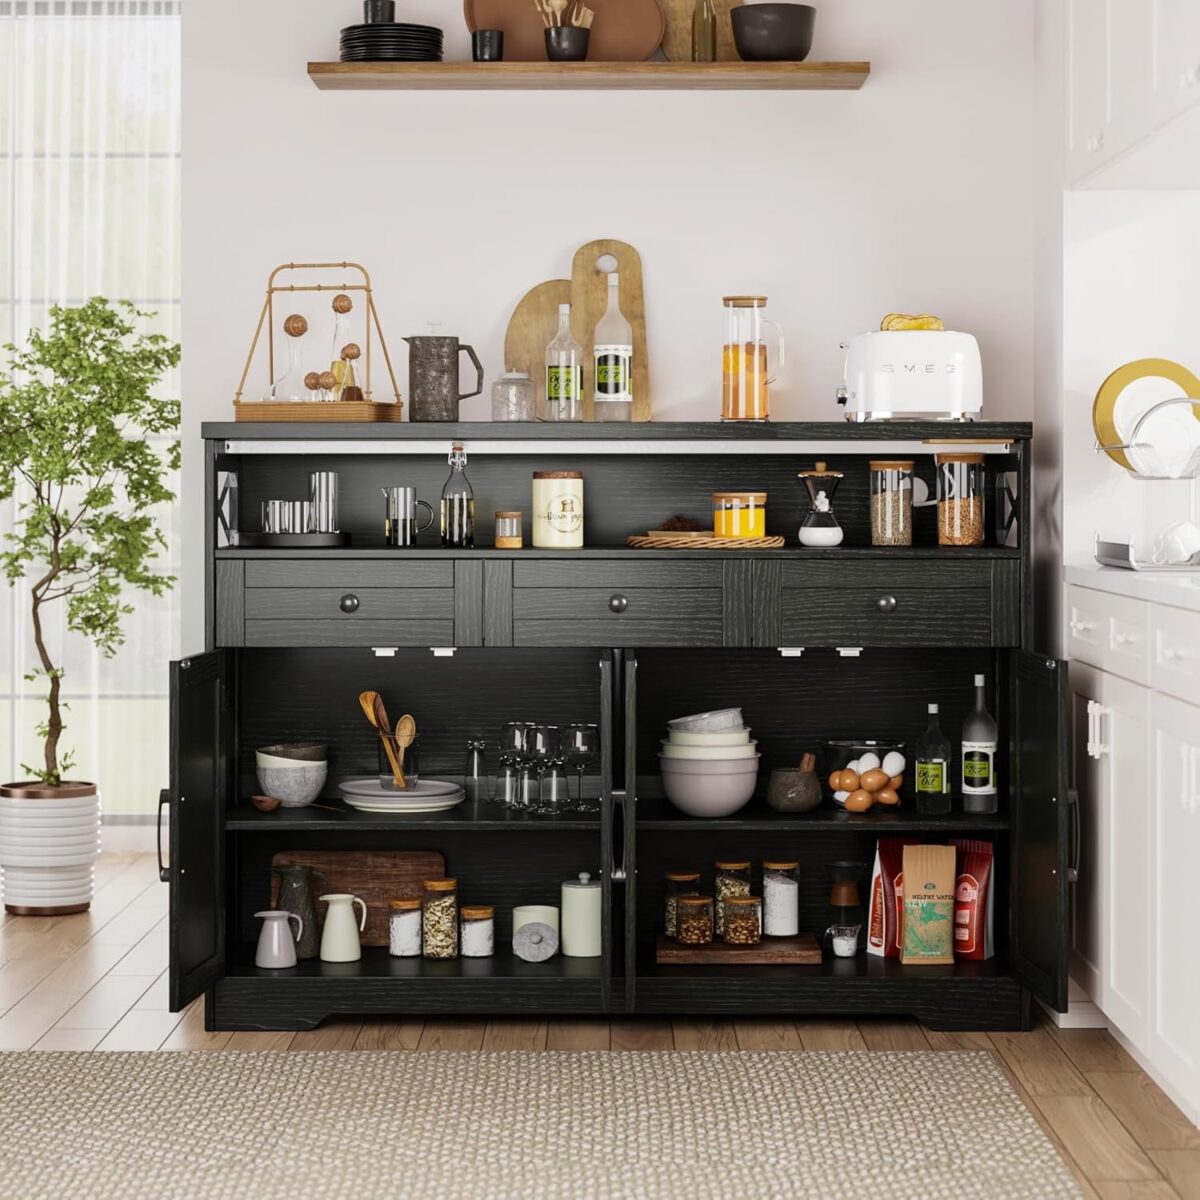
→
(393, 713, 417, 788)
(359, 690, 406, 790)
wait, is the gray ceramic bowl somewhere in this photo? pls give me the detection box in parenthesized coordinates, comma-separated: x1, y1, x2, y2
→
(659, 755, 759, 818)
(255, 761, 327, 808)
(257, 742, 327, 763)
(731, 3, 815, 62)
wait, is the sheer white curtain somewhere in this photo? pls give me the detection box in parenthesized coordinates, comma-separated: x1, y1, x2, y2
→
(0, 0, 181, 817)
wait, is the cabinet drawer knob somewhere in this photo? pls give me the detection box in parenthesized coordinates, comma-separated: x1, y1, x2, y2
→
(608, 593, 628, 614)
(339, 593, 360, 614)
(876, 594, 897, 614)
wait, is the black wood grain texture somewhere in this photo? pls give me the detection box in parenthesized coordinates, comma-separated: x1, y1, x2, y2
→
(214, 560, 245, 648)
(244, 560, 452, 588)
(516, 587, 722, 623)
(514, 617, 724, 648)
(991, 558, 1021, 646)
(781, 560, 992, 589)
(722, 559, 782, 647)
(482, 559, 513, 647)
(782, 587, 995, 647)
(244, 589, 449, 621)
(514, 561, 723, 588)
(454, 560, 483, 647)
(245, 619, 454, 648)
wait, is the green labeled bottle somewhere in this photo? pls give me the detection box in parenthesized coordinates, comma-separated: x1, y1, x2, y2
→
(592, 272, 633, 422)
(544, 303, 583, 422)
(961, 672, 998, 814)
(914, 702, 952, 816)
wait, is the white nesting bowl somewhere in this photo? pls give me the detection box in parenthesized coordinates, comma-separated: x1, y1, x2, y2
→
(255, 750, 329, 771)
(667, 728, 751, 747)
(255, 761, 328, 808)
(666, 708, 744, 733)
(659, 755, 760, 818)
(660, 740, 759, 760)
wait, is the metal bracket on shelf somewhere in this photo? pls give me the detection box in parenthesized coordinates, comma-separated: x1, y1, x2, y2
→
(837, 647, 864, 657)
(777, 647, 805, 657)
(430, 647, 457, 657)
(371, 647, 398, 657)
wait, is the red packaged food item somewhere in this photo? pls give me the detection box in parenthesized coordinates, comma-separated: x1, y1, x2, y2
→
(951, 838, 994, 960)
(866, 836, 919, 957)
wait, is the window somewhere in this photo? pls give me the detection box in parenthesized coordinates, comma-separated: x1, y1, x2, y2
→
(0, 0, 181, 817)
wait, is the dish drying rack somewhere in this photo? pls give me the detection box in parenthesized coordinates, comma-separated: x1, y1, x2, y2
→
(1094, 396, 1200, 481)
(1093, 536, 1199, 572)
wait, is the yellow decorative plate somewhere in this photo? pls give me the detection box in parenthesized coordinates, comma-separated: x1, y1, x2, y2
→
(1093, 358, 1200, 472)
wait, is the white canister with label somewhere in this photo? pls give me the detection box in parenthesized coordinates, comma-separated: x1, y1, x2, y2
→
(561, 871, 602, 958)
(532, 470, 584, 549)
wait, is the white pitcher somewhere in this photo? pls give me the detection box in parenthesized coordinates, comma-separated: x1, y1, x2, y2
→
(254, 910, 303, 969)
(319, 893, 367, 963)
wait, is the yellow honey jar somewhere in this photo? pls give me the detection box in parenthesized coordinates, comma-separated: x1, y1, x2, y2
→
(713, 491, 767, 538)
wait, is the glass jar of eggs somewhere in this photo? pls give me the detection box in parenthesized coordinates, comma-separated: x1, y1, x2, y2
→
(825, 742, 907, 813)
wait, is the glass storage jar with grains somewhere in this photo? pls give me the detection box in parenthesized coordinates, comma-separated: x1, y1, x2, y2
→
(460, 905, 495, 958)
(869, 460, 913, 547)
(675, 896, 714, 945)
(713, 861, 751, 937)
(721, 895, 762, 946)
(936, 453, 985, 546)
(664, 871, 701, 938)
(388, 898, 422, 957)
(422, 878, 458, 959)
(762, 861, 799, 937)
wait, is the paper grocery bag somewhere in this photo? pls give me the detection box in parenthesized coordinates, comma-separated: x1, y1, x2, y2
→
(900, 844, 956, 965)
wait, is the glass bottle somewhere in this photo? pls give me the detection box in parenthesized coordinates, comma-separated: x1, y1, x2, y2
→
(692, 0, 716, 61)
(440, 442, 475, 549)
(328, 297, 353, 401)
(268, 315, 308, 401)
(593, 272, 633, 422)
(914, 702, 952, 816)
(721, 295, 784, 421)
(544, 303, 583, 421)
(962, 673, 999, 813)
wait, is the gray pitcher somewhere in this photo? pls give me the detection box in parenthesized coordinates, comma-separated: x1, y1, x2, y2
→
(404, 335, 483, 422)
(272, 864, 331, 960)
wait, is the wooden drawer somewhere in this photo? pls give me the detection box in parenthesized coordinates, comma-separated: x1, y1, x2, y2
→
(1151, 604, 1200, 707)
(1066, 585, 1150, 685)
(245, 588, 447, 622)
(512, 559, 723, 647)
(244, 561, 452, 589)
(244, 620, 454, 648)
(780, 560, 1009, 647)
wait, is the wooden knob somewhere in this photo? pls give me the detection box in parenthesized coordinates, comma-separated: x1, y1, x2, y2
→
(341, 342, 361, 361)
(304, 371, 321, 391)
(332, 293, 353, 314)
(283, 313, 308, 337)
(318, 370, 337, 390)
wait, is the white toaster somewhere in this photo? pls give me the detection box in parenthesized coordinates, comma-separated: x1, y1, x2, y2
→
(838, 330, 983, 421)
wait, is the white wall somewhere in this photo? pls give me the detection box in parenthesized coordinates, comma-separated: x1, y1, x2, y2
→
(181, 0, 1037, 648)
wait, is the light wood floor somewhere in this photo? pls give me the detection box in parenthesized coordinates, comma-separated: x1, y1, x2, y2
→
(2, 856, 1197, 1199)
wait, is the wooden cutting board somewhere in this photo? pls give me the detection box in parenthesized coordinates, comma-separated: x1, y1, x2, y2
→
(569, 238, 650, 422)
(270, 849, 445, 948)
(655, 932, 822, 964)
(464, 0, 665, 62)
(503, 278, 570, 418)
(659, 0, 742, 61)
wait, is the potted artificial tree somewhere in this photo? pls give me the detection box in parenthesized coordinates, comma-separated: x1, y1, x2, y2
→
(0, 299, 180, 915)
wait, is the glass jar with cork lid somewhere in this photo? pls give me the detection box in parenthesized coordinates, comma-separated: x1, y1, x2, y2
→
(935, 453, 985, 546)
(869, 460, 914, 547)
(494, 512, 523, 550)
(713, 860, 751, 937)
(664, 871, 701, 938)
(421, 878, 458, 959)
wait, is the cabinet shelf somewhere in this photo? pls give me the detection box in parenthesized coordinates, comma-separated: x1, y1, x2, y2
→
(226, 796, 601, 832)
(216, 545, 1023, 561)
(634, 797, 1010, 832)
(307, 61, 870, 91)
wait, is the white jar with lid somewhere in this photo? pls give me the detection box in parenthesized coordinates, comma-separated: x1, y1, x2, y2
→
(532, 471, 584, 549)
(561, 871, 602, 957)
(492, 371, 536, 421)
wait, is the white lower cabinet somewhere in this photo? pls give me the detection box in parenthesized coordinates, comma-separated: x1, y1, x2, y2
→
(1150, 692, 1200, 1110)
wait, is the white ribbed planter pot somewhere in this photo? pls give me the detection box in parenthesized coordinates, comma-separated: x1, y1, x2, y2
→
(0, 782, 101, 915)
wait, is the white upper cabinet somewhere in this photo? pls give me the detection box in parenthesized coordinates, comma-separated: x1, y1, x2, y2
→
(1066, 0, 1198, 185)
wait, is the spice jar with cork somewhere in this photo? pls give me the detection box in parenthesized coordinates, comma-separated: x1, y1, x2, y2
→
(664, 871, 701, 938)
(388, 897, 422, 957)
(714, 861, 751, 937)
(869, 460, 914, 546)
(721, 895, 762, 945)
(936, 453, 985, 546)
(675, 896, 714, 945)
(762, 861, 800, 937)
(421, 878, 458, 959)
(460, 905, 495, 958)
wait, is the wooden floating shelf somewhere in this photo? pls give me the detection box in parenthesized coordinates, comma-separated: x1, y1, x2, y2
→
(307, 61, 871, 91)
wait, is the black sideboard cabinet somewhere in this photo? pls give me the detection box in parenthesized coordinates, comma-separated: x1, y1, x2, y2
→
(166, 421, 1069, 1031)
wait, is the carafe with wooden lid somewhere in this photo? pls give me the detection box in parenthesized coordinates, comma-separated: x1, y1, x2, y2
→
(722, 295, 784, 422)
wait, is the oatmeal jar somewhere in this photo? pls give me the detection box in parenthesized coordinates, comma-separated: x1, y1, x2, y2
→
(675, 895, 714, 945)
(762, 861, 799, 937)
(721, 895, 762, 946)
(422, 878, 458, 959)
(388, 897, 422, 957)
(664, 871, 701, 938)
(713, 860, 751, 937)
(460, 905, 495, 958)
(532, 471, 584, 549)
(868, 460, 913, 547)
(935, 453, 985, 546)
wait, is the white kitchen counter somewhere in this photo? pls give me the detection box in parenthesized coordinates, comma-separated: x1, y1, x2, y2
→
(1065, 562, 1200, 613)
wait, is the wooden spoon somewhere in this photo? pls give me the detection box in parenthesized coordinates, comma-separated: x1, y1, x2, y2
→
(393, 713, 417, 787)
(359, 690, 406, 790)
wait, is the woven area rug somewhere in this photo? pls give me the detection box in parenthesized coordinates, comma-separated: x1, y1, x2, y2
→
(0, 1050, 1080, 1199)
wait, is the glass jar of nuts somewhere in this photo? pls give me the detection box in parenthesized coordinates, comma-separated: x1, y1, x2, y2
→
(675, 896, 714, 945)
(664, 871, 701, 938)
(421, 878, 458, 959)
(714, 861, 751, 937)
(721, 895, 762, 946)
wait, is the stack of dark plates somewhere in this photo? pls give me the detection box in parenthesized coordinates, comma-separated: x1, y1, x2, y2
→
(339, 22, 443, 62)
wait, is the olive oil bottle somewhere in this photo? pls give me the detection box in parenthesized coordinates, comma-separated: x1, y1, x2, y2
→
(914, 702, 952, 816)
(961, 673, 999, 814)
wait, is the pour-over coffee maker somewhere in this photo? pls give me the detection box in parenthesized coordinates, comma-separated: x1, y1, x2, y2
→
(825, 860, 866, 950)
(798, 462, 845, 546)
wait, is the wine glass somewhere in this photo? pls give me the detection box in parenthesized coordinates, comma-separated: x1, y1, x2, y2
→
(527, 725, 559, 813)
(564, 724, 599, 812)
(497, 723, 529, 810)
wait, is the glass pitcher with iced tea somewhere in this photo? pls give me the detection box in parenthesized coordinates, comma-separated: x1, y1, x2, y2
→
(722, 295, 785, 422)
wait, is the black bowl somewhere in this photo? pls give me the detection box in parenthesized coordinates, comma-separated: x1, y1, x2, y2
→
(730, 3, 814, 61)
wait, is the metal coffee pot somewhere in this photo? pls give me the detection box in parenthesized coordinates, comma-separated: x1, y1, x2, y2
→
(272, 864, 330, 960)
(404, 335, 484, 422)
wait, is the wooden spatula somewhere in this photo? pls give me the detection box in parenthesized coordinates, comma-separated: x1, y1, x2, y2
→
(359, 690, 406, 789)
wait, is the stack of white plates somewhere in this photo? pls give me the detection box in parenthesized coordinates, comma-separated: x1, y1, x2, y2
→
(339, 778, 464, 814)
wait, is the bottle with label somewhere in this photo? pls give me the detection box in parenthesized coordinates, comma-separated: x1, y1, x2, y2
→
(544, 303, 583, 421)
(592, 272, 633, 422)
(961, 673, 999, 813)
(440, 442, 475, 549)
(914, 702, 952, 816)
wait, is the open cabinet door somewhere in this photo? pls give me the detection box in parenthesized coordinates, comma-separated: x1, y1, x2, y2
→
(599, 651, 614, 1013)
(168, 650, 232, 1011)
(1011, 651, 1070, 1012)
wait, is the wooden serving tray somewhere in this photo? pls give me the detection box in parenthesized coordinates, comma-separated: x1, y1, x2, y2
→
(655, 932, 822, 965)
(270, 849, 445, 947)
(627, 532, 787, 550)
(234, 400, 404, 422)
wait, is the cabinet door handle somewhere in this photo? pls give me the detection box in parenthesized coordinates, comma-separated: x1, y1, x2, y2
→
(1160, 644, 1189, 662)
(1067, 788, 1080, 884)
(1071, 618, 1097, 635)
(339, 593, 360, 614)
(876, 594, 897, 613)
(1094, 703, 1111, 757)
(610, 788, 627, 881)
(608, 594, 628, 614)
(1112, 632, 1135, 646)
(157, 788, 170, 882)
(1086, 699, 1097, 758)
